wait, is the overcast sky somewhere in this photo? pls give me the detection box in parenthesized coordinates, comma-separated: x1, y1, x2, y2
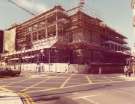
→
(0, 0, 134, 48)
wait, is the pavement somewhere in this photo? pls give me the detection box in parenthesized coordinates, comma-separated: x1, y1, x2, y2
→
(119, 74, 135, 81)
(0, 71, 135, 104)
(0, 86, 23, 104)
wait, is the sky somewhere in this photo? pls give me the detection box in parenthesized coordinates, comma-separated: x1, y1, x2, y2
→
(0, 0, 134, 48)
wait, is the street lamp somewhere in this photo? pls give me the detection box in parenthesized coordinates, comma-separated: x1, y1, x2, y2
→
(131, 56, 135, 75)
(40, 49, 44, 72)
(19, 56, 22, 72)
(48, 48, 51, 72)
(20, 48, 25, 72)
(4, 56, 7, 69)
(54, 47, 58, 72)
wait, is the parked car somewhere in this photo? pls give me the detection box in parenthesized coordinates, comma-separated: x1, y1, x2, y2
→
(0, 66, 21, 77)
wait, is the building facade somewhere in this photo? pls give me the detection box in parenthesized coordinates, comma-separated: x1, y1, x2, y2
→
(0, 30, 4, 53)
(1, 5, 130, 73)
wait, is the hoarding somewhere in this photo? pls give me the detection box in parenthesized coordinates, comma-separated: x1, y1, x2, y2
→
(4, 28, 16, 53)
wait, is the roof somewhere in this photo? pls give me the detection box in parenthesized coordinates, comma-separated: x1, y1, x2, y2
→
(108, 26, 127, 39)
(19, 5, 65, 26)
(71, 10, 127, 39)
(6, 5, 127, 40)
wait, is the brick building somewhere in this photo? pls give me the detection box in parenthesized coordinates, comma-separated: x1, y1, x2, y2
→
(1, 5, 130, 73)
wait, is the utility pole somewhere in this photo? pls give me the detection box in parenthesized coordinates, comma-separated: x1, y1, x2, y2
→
(8, 0, 36, 16)
(79, 0, 85, 11)
(131, 0, 135, 75)
(55, 6, 58, 38)
(131, 0, 135, 29)
(66, 0, 85, 12)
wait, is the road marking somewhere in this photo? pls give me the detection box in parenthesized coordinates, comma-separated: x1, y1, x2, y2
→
(53, 76, 68, 78)
(21, 74, 59, 92)
(83, 97, 100, 104)
(74, 94, 99, 99)
(20, 77, 51, 92)
(19, 93, 30, 104)
(86, 76, 93, 84)
(60, 74, 73, 88)
(102, 76, 114, 82)
(0, 86, 27, 104)
(4, 85, 50, 89)
(119, 76, 134, 81)
(26, 80, 127, 93)
(24, 87, 56, 93)
(0, 86, 35, 104)
(0, 86, 11, 92)
(24, 92, 35, 104)
(6, 77, 33, 86)
(19, 92, 35, 104)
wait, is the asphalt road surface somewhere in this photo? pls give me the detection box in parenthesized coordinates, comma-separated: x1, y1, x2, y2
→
(0, 72, 134, 104)
(59, 81, 135, 104)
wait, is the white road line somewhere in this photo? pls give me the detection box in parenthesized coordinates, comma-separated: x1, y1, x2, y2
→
(102, 76, 113, 82)
(86, 76, 93, 84)
(5, 85, 49, 89)
(74, 94, 99, 99)
(21, 74, 60, 92)
(21, 77, 53, 92)
(83, 97, 100, 104)
(60, 74, 73, 88)
(6, 77, 32, 86)
(26, 80, 127, 93)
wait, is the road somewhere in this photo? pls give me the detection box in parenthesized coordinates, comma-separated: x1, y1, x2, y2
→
(0, 72, 134, 104)
(58, 81, 135, 104)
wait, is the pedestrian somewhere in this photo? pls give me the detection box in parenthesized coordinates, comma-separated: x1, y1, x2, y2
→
(99, 67, 102, 74)
(124, 66, 128, 77)
(128, 69, 132, 77)
(36, 62, 40, 73)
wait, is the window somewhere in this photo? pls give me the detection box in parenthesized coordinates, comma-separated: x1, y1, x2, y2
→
(32, 32, 37, 41)
(39, 21, 45, 28)
(33, 24, 38, 31)
(28, 27, 32, 32)
(26, 34, 31, 41)
(38, 30, 45, 39)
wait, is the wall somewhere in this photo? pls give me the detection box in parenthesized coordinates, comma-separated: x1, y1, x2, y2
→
(11, 63, 89, 73)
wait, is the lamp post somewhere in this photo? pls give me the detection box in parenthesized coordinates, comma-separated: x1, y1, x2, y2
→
(20, 48, 25, 72)
(54, 47, 58, 72)
(4, 56, 7, 69)
(19, 51, 23, 73)
(48, 48, 51, 72)
(131, 56, 135, 75)
(19, 56, 22, 73)
(40, 49, 44, 72)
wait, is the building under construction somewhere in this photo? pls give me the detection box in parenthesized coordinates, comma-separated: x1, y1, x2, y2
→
(1, 5, 131, 73)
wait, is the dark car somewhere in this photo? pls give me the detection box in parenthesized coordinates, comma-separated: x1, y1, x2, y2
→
(0, 67, 21, 77)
